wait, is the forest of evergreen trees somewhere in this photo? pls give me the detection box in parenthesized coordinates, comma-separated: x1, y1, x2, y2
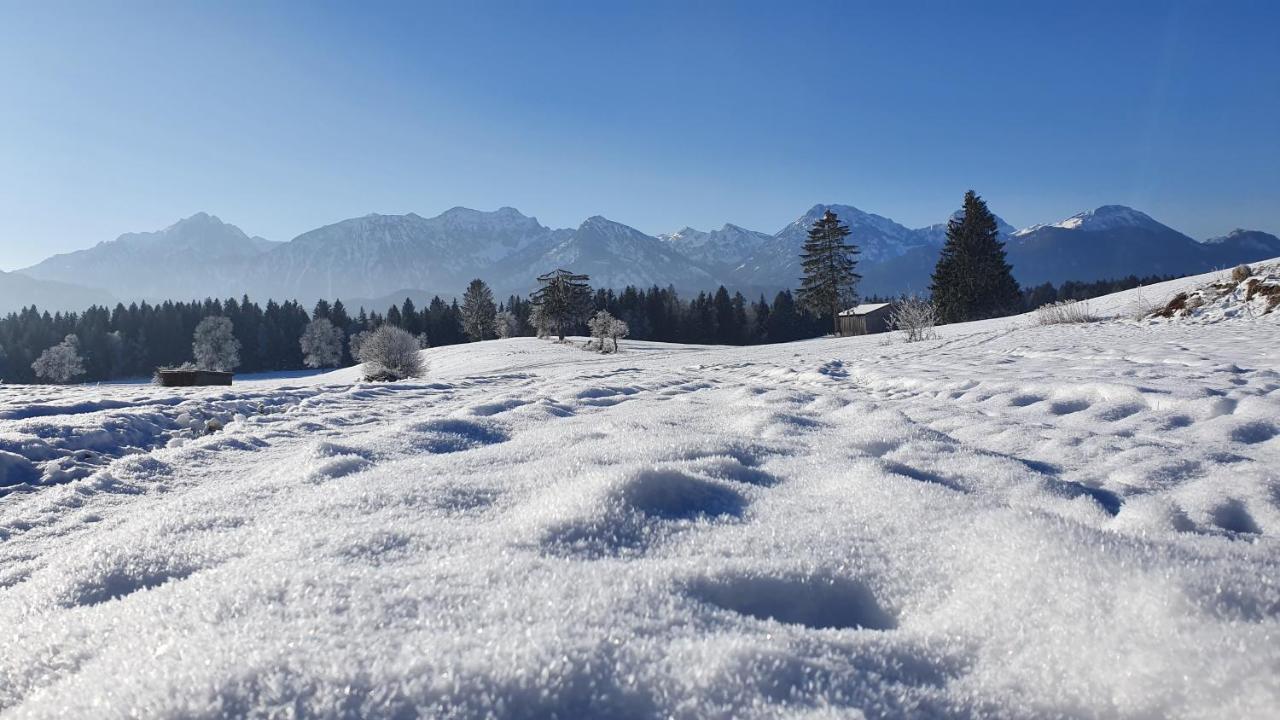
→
(0, 273, 1180, 384)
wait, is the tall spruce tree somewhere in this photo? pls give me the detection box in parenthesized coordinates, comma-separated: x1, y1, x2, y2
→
(531, 269, 592, 341)
(930, 190, 1022, 323)
(460, 278, 498, 341)
(796, 210, 860, 335)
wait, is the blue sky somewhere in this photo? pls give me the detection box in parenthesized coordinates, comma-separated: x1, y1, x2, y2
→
(1, 0, 1277, 269)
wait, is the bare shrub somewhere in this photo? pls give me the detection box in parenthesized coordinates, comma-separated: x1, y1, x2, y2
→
(1035, 300, 1097, 325)
(356, 325, 425, 381)
(1128, 288, 1165, 320)
(889, 296, 938, 342)
(1232, 264, 1253, 283)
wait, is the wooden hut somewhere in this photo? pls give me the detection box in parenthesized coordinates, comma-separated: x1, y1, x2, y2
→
(837, 303, 895, 336)
(156, 369, 234, 386)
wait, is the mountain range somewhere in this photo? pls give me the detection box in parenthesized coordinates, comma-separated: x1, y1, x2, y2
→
(7, 203, 1279, 313)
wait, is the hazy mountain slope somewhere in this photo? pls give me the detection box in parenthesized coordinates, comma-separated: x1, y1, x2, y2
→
(0, 271, 116, 315)
(495, 216, 719, 296)
(19, 213, 277, 301)
(14, 204, 1280, 308)
(247, 207, 558, 302)
(660, 224, 773, 272)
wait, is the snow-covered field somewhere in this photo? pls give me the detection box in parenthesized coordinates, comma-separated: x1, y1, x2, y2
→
(1, 265, 1278, 718)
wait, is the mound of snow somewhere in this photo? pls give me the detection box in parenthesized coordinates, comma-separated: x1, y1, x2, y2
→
(1147, 260, 1280, 322)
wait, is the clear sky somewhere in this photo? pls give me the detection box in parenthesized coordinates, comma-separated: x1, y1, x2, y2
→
(1, 0, 1277, 269)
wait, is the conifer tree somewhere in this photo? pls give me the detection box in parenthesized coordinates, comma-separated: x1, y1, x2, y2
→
(930, 190, 1022, 323)
(796, 210, 860, 335)
(531, 269, 592, 341)
(460, 279, 498, 341)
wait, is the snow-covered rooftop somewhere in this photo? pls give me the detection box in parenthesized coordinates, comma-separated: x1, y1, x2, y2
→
(839, 302, 892, 316)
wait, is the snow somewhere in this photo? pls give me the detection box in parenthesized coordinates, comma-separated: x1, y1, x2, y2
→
(1013, 205, 1166, 237)
(1, 264, 1278, 717)
(841, 303, 892, 316)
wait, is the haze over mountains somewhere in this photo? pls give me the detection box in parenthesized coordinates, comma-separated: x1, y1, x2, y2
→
(9, 203, 1279, 313)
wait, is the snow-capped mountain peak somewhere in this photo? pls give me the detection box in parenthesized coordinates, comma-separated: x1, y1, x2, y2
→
(1015, 205, 1165, 236)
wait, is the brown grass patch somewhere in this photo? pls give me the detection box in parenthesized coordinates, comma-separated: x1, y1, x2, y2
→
(1155, 292, 1189, 318)
(1244, 279, 1280, 313)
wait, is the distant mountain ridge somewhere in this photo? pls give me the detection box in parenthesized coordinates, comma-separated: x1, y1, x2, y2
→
(21, 212, 279, 301)
(10, 203, 1280, 313)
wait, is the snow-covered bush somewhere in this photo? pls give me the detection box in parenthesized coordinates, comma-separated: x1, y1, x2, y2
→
(31, 334, 85, 383)
(889, 296, 938, 342)
(494, 310, 521, 339)
(1035, 300, 1097, 325)
(357, 325, 424, 381)
(192, 316, 240, 371)
(300, 318, 345, 368)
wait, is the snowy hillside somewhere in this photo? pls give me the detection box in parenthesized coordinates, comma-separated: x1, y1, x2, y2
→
(1, 264, 1277, 717)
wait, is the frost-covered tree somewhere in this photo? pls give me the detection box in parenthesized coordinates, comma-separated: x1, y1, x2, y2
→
(356, 325, 424, 381)
(299, 317, 345, 368)
(588, 310, 629, 353)
(889, 296, 938, 343)
(348, 330, 371, 360)
(797, 210, 861, 335)
(494, 310, 521, 339)
(606, 316, 629, 353)
(532, 269, 592, 341)
(31, 334, 85, 383)
(930, 190, 1021, 323)
(192, 316, 240, 371)
(529, 303, 552, 339)
(461, 279, 497, 341)
(588, 310, 613, 352)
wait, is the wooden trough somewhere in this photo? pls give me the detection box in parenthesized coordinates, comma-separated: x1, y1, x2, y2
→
(156, 369, 234, 387)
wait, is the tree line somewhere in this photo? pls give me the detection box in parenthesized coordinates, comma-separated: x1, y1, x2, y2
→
(0, 189, 1182, 383)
